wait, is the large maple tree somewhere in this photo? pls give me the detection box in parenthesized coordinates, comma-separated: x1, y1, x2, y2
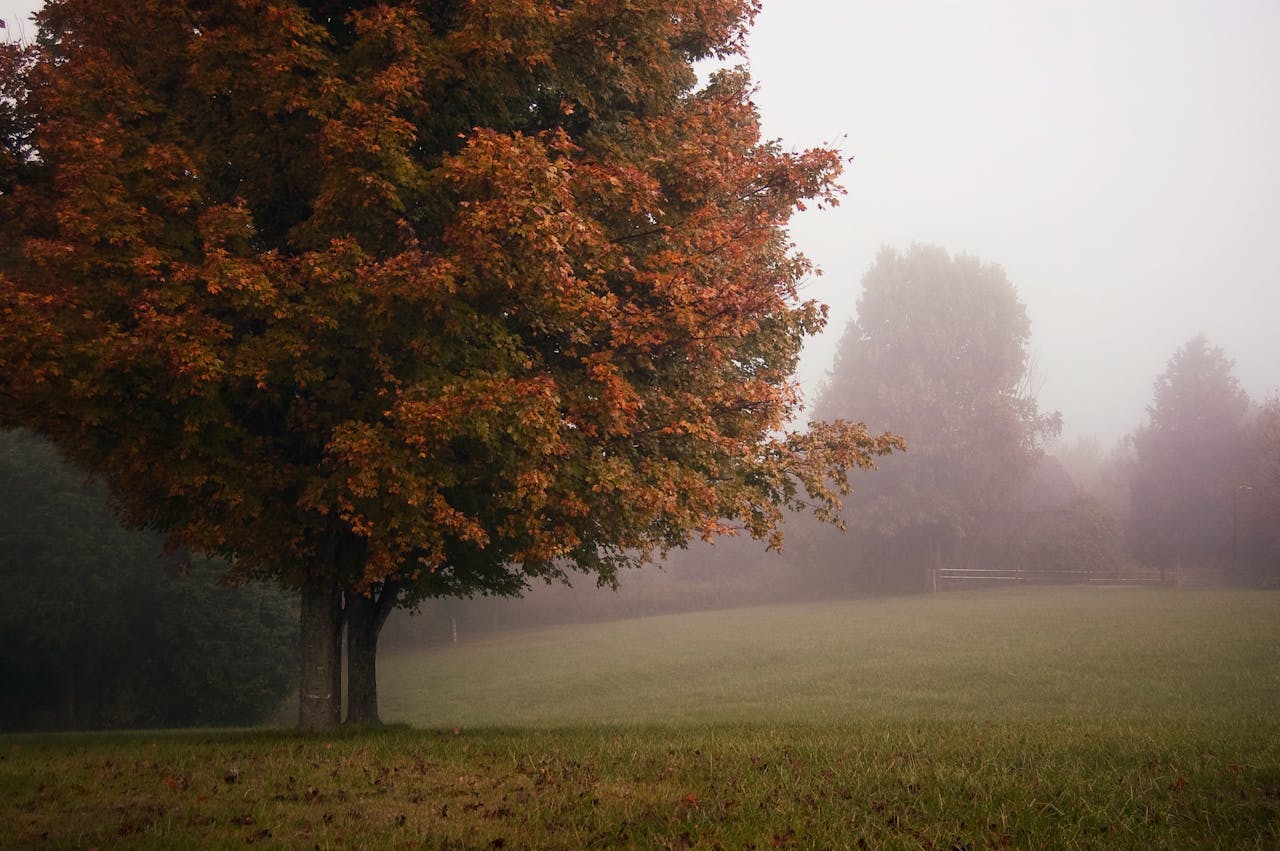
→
(0, 0, 901, 730)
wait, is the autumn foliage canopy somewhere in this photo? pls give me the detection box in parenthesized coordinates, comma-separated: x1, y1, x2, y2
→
(0, 0, 901, 727)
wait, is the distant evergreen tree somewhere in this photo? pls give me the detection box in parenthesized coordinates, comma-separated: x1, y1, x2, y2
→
(0, 430, 296, 730)
(1127, 336, 1250, 575)
(1239, 397, 1280, 584)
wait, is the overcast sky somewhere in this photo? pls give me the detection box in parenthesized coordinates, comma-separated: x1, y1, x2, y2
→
(4, 0, 1277, 446)
(746, 0, 1280, 445)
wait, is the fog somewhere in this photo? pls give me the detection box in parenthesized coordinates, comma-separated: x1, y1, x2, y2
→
(3, 2, 1277, 747)
(6, 0, 1275, 443)
(746, 0, 1280, 445)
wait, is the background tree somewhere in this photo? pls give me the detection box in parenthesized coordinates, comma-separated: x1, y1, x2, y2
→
(1127, 336, 1250, 577)
(1234, 395, 1280, 585)
(0, 430, 296, 730)
(966, 492, 1127, 582)
(1052, 435, 1134, 520)
(809, 244, 1060, 590)
(0, 0, 900, 730)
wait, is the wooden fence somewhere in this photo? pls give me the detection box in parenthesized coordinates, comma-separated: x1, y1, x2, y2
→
(933, 566, 1173, 592)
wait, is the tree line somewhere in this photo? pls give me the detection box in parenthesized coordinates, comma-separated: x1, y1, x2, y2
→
(0, 430, 296, 730)
(793, 245, 1278, 594)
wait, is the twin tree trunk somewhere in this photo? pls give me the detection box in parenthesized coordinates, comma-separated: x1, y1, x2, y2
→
(298, 580, 344, 731)
(298, 578, 399, 731)
(345, 583, 399, 726)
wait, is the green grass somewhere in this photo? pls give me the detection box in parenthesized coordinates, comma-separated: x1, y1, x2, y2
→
(380, 586, 1280, 726)
(3, 587, 1278, 849)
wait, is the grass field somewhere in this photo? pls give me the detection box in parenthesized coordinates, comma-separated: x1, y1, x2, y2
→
(3, 587, 1278, 848)
(378, 586, 1280, 727)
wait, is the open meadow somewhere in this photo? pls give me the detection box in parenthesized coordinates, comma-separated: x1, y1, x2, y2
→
(3, 587, 1278, 848)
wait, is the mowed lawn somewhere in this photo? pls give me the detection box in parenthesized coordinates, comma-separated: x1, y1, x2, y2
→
(3, 587, 1278, 849)
(378, 586, 1280, 726)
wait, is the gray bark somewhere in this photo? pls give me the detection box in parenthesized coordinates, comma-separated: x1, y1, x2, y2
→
(298, 580, 344, 731)
(344, 581, 399, 726)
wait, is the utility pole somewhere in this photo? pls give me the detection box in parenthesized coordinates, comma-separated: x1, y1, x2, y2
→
(1232, 484, 1253, 579)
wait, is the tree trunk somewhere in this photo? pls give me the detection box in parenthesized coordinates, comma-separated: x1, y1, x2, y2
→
(298, 580, 345, 731)
(62, 657, 78, 730)
(331, 585, 344, 725)
(345, 581, 399, 727)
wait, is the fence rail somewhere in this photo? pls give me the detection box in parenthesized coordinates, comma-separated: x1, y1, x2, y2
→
(933, 566, 1173, 591)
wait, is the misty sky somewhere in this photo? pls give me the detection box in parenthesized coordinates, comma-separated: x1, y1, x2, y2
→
(4, 0, 1277, 446)
(746, 0, 1280, 445)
